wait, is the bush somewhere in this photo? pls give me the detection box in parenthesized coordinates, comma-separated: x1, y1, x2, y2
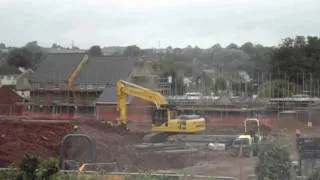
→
(37, 158, 59, 179)
(308, 168, 320, 180)
(255, 142, 292, 180)
(19, 153, 40, 180)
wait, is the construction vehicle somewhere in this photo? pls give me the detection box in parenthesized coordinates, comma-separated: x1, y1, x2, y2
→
(230, 118, 262, 157)
(230, 134, 255, 157)
(116, 80, 206, 142)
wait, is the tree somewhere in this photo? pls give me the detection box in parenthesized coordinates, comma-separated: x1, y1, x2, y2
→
(6, 48, 33, 68)
(255, 143, 292, 180)
(51, 43, 63, 49)
(162, 68, 185, 95)
(213, 76, 227, 93)
(240, 42, 254, 53)
(166, 46, 173, 54)
(24, 41, 46, 68)
(227, 43, 238, 49)
(0, 43, 5, 49)
(270, 36, 320, 83)
(124, 45, 141, 57)
(211, 43, 222, 50)
(88, 45, 102, 56)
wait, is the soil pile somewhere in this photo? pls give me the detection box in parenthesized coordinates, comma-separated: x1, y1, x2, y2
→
(0, 121, 73, 166)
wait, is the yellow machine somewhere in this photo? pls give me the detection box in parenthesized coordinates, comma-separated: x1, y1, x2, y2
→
(244, 118, 262, 143)
(116, 80, 206, 134)
(230, 134, 254, 157)
(230, 118, 262, 157)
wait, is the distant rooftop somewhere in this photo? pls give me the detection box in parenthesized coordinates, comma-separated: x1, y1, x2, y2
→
(0, 65, 21, 75)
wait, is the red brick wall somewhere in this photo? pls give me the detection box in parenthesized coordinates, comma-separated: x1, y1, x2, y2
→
(0, 86, 24, 115)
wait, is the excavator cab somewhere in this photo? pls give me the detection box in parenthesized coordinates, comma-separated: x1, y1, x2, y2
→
(150, 106, 206, 133)
(151, 108, 169, 126)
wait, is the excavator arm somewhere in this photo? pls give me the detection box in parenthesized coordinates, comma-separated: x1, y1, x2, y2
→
(67, 54, 89, 114)
(117, 80, 169, 125)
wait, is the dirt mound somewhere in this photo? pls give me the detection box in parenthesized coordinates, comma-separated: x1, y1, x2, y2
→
(0, 121, 73, 166)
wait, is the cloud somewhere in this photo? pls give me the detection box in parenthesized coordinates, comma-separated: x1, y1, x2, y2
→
(0, 0, 319, 48)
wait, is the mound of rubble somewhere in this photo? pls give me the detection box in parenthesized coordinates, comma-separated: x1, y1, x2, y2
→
(0, 121, 73, 166)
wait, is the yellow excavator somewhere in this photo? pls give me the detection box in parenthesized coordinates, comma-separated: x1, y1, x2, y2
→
(116, 80, 206, 142)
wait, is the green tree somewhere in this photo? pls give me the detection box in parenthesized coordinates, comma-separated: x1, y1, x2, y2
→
(213, 76, 227, 93)
(124, 45, 141, 57)
(255, 143, 291, 180)
(162, 68, 185, 95)
(240, 42, 254, 53)
(0, 42, 5, 49)
(23, 41, 47, 68)
(271, 36, 320, 83)
(6, 48, 33, 68)
(227, 43, 238, 49)
(88, 45, 103, 56)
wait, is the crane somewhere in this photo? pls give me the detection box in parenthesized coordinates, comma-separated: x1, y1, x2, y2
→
(116, 80, 206, 136)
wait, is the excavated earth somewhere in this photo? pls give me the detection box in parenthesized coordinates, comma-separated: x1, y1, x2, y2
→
(0, 120, 73, 166)
(0, 117, 313, 179)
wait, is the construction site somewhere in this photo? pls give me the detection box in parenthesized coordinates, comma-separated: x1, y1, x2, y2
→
(1, 53, 320, 179)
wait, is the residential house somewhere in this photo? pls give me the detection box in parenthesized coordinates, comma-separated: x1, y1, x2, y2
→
(0, 65, 21, 87)
(0, 65, 33, 99)
(28, 53, 143, 119)
(29, 53, 87, 118)
(72, 55, 137, 115)
(15, 69, 35, 99)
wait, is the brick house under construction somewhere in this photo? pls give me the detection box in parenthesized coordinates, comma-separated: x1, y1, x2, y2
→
(28, 53, 142, 119)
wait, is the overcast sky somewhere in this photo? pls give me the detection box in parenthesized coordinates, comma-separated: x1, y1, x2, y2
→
(0, 0, 319, 49)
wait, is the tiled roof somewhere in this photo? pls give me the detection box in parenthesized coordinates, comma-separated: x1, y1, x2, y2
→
(0, 65, 21, 75)
(30, 53, 85, 83)
(75, 56, 136, 85)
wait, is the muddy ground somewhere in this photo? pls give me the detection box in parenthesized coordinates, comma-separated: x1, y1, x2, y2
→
(0, 118, 318, 179)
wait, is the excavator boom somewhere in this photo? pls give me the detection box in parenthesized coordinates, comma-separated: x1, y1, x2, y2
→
(117, 80, 168, 125)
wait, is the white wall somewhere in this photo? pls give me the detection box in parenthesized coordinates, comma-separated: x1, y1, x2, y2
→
(0, 75, 18, 85)
(16, 90, 30, 99)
